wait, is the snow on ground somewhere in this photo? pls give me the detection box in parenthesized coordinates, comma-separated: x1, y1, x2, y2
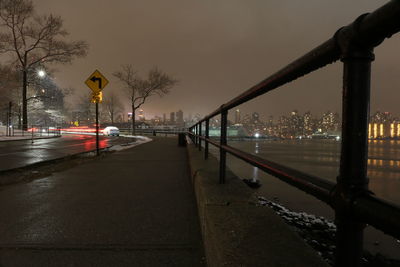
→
(108, 135, 152, 151)
(257, 196, 336, 265)
(257, 196, 400, 266)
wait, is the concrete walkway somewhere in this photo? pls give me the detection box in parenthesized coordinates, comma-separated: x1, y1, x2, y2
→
(0, 137, 205, 266)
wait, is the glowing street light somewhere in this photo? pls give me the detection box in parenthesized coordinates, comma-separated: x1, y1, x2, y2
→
(37, 70, 46, 78)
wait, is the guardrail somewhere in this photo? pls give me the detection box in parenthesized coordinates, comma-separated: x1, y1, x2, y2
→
(188, 1, 400, 266)
(3, 125, 61, 138)
(119, 128, 187, 136)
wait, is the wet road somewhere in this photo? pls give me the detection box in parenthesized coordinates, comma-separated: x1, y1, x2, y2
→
(0, 134, 134, 171)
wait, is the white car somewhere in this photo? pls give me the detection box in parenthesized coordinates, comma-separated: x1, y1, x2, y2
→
(103, 126, 120, 136)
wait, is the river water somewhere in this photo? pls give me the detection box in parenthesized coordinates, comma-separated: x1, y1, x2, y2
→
(212, 139, 400, 259)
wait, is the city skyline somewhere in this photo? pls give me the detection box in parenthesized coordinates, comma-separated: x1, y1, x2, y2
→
(126, 107, 400, 124)
(30, 0, 399, 119)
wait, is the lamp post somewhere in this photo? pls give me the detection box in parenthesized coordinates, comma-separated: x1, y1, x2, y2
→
(28, 69, 47, 137)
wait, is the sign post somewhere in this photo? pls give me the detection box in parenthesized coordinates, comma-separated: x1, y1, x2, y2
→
(95, 102, 99, 155)
(85, 70, 109, 156)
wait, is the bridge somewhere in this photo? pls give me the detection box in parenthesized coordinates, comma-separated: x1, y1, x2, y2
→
(0, 1, 399, 266)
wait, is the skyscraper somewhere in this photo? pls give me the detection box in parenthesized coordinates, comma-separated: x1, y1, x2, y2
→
(252, 112, 260, 124)
(138, 109, 145, 121)
(176, 110, 184, 125)
(170, 112, 175, 124)
(235, 109, 241, 124)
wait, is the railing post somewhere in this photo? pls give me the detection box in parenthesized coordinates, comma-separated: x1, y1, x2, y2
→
(198, 122, 202, 151)
(334, 33, 374, 267)
(194, 124, 198, 146)
(205, 119, 209, 159)
(219, 110, 228, 184)
(197, 124, 200, 146)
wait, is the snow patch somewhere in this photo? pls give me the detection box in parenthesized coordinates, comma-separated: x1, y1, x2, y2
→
(108, 136, 152, 151)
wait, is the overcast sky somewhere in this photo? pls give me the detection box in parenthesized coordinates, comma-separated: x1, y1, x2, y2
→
(34, 0, 399, 121)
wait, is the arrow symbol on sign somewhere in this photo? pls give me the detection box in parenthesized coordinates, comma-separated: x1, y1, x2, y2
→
(90, 76, 102, 89)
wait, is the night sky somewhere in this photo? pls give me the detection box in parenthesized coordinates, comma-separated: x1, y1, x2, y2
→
(34, 0, 399, 121)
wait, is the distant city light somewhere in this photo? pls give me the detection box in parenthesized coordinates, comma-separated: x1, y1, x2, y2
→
(254, 133, 260, 138)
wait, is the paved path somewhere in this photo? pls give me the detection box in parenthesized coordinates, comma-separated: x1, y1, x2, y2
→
(0, 137, 205, 266)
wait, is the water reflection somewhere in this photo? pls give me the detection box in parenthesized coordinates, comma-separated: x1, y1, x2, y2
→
(252, 166, 259, 183)
(228, 139, 400, 204)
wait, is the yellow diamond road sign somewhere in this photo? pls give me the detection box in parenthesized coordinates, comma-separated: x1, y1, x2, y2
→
(85, 69, 109, 93)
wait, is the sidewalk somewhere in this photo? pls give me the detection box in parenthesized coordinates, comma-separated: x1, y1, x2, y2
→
(0, 137, 205, 266)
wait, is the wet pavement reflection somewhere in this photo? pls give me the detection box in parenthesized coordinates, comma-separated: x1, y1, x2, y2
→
(0, 135, 131, 171)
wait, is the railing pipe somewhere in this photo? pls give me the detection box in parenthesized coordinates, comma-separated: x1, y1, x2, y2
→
(199, 122, 202, 151)
(353, 194, 400, 240)
(205, 119, 209, 159)
(221, 142, 334, 203)
(219, 110, 228, 184)
(194, 125, 198, 146)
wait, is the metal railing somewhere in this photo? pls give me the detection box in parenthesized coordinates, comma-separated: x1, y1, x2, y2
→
(1, 125, 61, 138)
(188, 1, 400, 266)
(120, 127, 187, 136)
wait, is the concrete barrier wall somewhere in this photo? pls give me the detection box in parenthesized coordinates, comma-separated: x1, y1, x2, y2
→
(186, 143, 328, 267)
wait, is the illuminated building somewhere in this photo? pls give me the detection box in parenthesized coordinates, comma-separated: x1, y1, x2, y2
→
(368, 121, 400, 139)
(170, 112, 175, 124)
(252, 112, 260, 124)
(138, 109, 145, 121)
(176, 110, 184, 125)
(235, 109, 241, 124)
(303, 111, 313, 136)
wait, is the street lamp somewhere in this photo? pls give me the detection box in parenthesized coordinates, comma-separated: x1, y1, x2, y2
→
(37, 69, 46, 78)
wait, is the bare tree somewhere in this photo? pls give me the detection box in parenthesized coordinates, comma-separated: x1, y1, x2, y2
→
(0, 64, 21, 125)
(73, 92, 95, 126)
(0, 0, 88, 130)
(102, 91, 123, 124)
(113, 65, 177, 135)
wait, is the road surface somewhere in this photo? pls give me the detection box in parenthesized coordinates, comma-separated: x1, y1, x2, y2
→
(0, 134, 135, 171)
